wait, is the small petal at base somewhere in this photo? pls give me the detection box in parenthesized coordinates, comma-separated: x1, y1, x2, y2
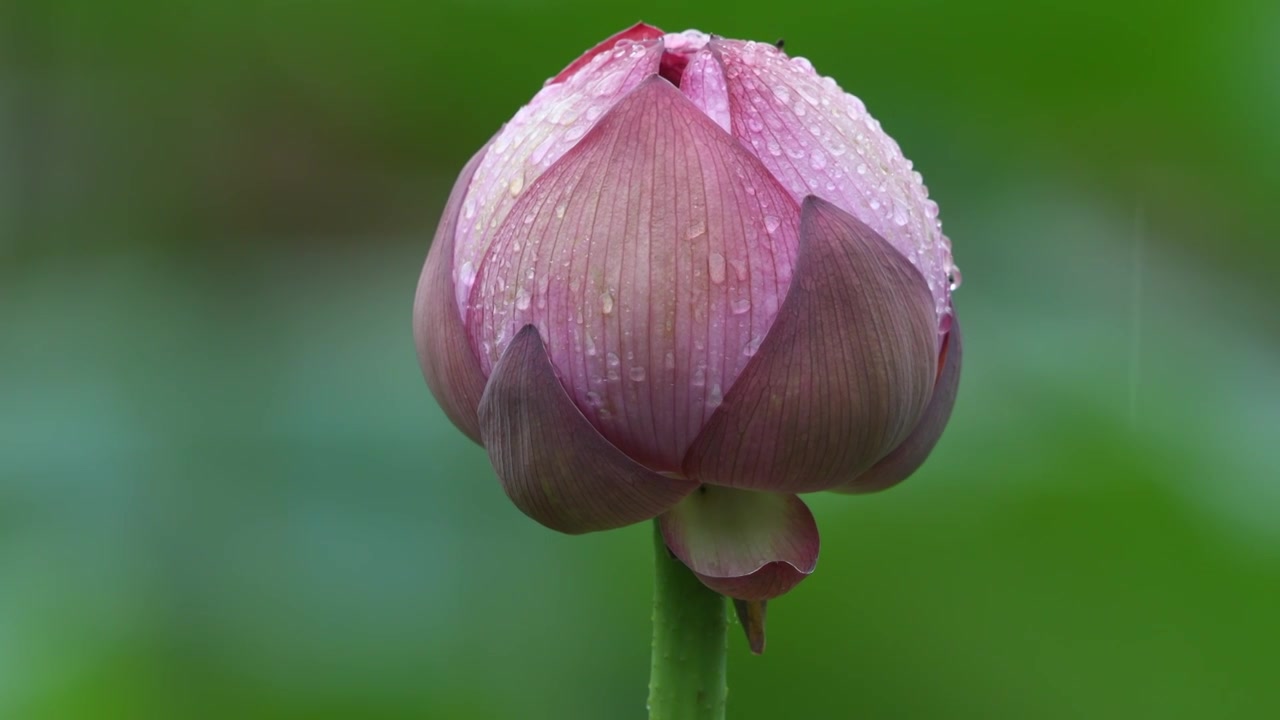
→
(659, 487, 818, 601)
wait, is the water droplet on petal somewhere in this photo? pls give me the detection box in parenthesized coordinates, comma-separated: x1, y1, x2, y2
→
(508, 172, 524, 197)
(730, 298, 751, 315)
(809, 149, 828, 170)
(743, 334, 764, 356)
(855, 163, 868, 175)
(630, 366, 647, 382)
(692, 365, 707, 386)
(688, 220, 707, 239)
(891, 199, 910, 227)
(600, 290, 614, 315)
(706, 383, 723, 409)
(555, 203, 567, 219)
(664, 352, 676, 370)
(708, 252, 726, 284)
(764, 215, 781, 233)
(949, 266, 963, 291)
(515, 287, 532, 310)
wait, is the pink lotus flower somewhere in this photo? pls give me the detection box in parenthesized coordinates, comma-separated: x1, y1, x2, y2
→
(414, 24, 962, 602)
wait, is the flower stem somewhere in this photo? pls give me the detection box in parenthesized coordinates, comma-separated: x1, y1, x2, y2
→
(648, 520, 728, 720)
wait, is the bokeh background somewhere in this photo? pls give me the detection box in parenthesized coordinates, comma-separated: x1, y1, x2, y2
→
(4, 0, 1279, 718)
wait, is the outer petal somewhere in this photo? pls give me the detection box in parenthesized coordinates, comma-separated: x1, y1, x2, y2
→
(835, 316, 963, 494)
(713, 39, 955, 323)
(548, 23, 666, 85)
(659, 487, 819, 601)
(466, 76, 802, 472)
(452, 37, 666, 310)
(478, 325, 698, 534)
(413, 139, 493, 443)
(683, 197, 937, 492)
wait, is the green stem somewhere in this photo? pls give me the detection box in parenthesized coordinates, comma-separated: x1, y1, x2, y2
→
(647, 520, 728, 720)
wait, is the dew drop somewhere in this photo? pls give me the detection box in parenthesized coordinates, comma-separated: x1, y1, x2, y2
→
(508, 172, 524, 197)
(606, 351, 620, 367)
(743, 334, 764, 356)
(809, 149, 828, 170)
(764, 215, 781, 233)
(730, 298, 751, 315)
(891, 199, 910, 227)
(515, 287, 532, 310)
(586, 390, 603, 407)
(600, 290, 614, 315)
(949, 267, 963, 291)
(924, 200, 939, 219)
(706, 383, 723, 409)
(584, 332, 597, 356)
(664, 352, 676, 369)
(766, 140, 782, 157)
(555, 203, 566, 219)
(688, 220, 707, 239)
(630, 366, 647, 382)
(458, 260, 477, 287)
(692, 365, 707, 386)
(708, 252, 726, 284)
(855, 163, 868, 175)
(463, 197, 477, 219)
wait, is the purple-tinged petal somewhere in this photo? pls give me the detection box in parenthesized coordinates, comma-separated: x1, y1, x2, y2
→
(452, 37, 665, 311)
(466, 76, 801, 472)
(680, 49, 731, 133)
(713, 39, 956, 324)
(478, 325, 698, 534)
(683, 196, 937, 492)
(413, 139, 494, 444)
(836, 316, 963, 494)
(549, 23, 666, 85)
(659, 487, 818, 601)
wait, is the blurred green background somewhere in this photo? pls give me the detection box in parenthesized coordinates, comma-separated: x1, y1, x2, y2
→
(3, 0, 1279, 718)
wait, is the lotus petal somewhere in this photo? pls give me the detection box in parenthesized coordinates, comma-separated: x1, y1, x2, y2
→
(549, 23, 666, 85)
(478, 325, 697, 534)
(713, 38, 955, 322)
(413, 139, 494, 443)
(659, 487, 818, 601)
(466, 76, 802, 472)
(683, 197, 937, 492)
(452, 36, 665, 310)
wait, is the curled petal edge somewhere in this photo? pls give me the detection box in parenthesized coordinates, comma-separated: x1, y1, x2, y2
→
(414, 139, 494, 444)
(478, 325, 698, 535)
(835, 316, 963, 494)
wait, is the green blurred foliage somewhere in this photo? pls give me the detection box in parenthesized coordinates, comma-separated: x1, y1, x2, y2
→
(2, 1, 1278, 718)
